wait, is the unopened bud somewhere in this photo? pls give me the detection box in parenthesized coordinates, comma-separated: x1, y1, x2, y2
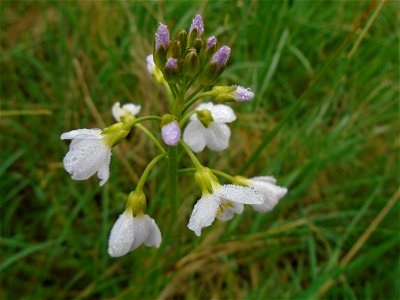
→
(211, 45, 231, 70)
(174, 30, 188, 55)
(164, 58, 179, 82)
(167, 40, 181, 59)
(188, 14, 204, 46)
(154, 23, 170, 68)
(161, 116, 181, 146)
(183, 48, 200, 77)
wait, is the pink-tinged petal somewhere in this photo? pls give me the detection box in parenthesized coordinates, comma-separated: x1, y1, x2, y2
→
(183, 120, 207, 153)
(108, 211, 135, 257)
(210, 104, 236, 123)
(217, 184, 263, 205)
(188, 195, 220, 236)
(205, 123, 230, 152)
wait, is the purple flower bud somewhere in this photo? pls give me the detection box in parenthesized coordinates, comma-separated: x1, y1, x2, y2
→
(234, 85, 255, 102)
(211, 46, 231, 69)
(206, 36, 217, 50)
(161, 121, 181, 146)
(155, 23, 169, 50)
(190, 14, 204, 36)
(166, 57, 178, 70)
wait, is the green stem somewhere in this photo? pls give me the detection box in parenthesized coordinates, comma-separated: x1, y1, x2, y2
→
(136, 153, 167, 192)
(184, 86, 204, 104)
(179, 110, 196, 127)
(124, 115, 161, 128)
(179, 140, 203, 170)
(168, 146, 178, 209)
(181, 91, 214, 115)
(211, 169, 237, 183)
(135, 124, 166, 153)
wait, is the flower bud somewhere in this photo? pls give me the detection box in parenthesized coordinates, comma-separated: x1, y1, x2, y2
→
(183, 48, 200, 78)
(211, 45, 231, 70)
(154, 23, 169, 69)
(188, 14, 204, 46)
(192, 38, 203, 54)
(199, 45, 231, 86)
(146, 54, 165, 84)
(174, 29, 188, 54)
(167, 40, 181, 59)
(164, 57, 179, 83)
(161, 115, 181, 146)
(233, 85, 254, 102)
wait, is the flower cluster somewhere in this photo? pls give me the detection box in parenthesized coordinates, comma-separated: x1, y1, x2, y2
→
(61, 14, 287, 257)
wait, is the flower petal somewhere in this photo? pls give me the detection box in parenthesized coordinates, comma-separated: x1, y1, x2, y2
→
(250, 180, 287, 212)
(217, 184, 263, 204)
(108, 211, 135, 257)
(122, 103, 141, 116)
(129, 216, 150, 251)
(205, 123, 230, 152)
(188, 195, 220, 236)
(97, 152, 111, 186)
(63, 139, 110, 181)
(143, 215, 162, 248)
(61, 129, 102, 140)
(217, 202, 244, 221)
(210, 104, 236, 123)
(251, 176, 277, 184)
(183, 120, 207, 153)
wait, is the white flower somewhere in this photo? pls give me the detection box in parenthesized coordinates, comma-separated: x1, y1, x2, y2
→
(183, 102, 236, 152)
(112, 102, 141, 122)
(188, 184, 263, 236)
(61, 129, 111, 186)
(108, 211, 162, 257)
(146, 54, 156, 74)
(249, 176, 287, 212)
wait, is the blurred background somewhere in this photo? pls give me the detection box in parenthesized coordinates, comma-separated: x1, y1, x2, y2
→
(1, 0, 398, 299)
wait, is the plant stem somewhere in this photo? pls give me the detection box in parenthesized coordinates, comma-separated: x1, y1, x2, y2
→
(168, 146, 178, 209)
(124, 115, 161, 128)
(136, 153, 167, 192)
(179, 140, 203, 170)
(181, 91, 213, 115)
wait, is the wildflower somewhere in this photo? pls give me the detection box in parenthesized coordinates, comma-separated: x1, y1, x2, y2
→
(61, 129, 111, 186)
(187, 184, 263, 236)
(161, 120, 181, 146)
(183, 102, 236, 152)
(112, 102, 141, 122)
(108, 211, 162, 257)
(248, 176, 287, 212)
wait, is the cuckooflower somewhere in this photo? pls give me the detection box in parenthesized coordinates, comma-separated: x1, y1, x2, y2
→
(112, 102, 141, 122)
(108, 211, 162, 257)
(248, 176, 287, 212)
(61, 129, 111, 186)
(183, 102, 236, 152)
(188, 184, 263, 236)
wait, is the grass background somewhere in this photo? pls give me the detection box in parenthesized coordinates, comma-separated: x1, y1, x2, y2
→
(1, 0, 399, 299)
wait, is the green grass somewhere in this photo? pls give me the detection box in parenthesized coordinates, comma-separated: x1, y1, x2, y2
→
(1, 0, 399, 299)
